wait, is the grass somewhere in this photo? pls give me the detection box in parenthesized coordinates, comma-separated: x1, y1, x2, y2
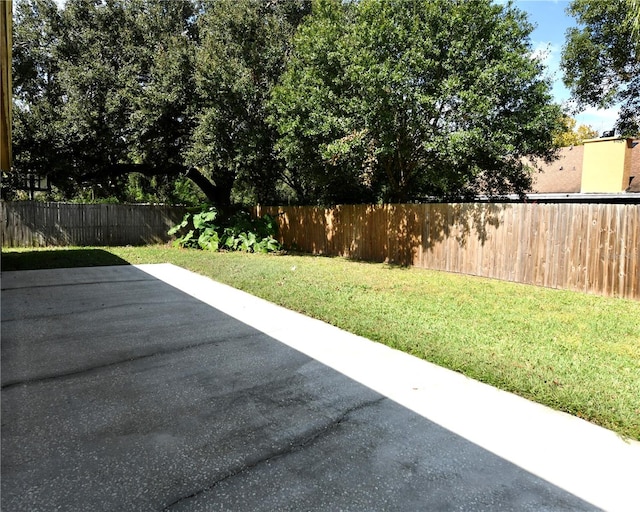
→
(3, 245, 640, 440)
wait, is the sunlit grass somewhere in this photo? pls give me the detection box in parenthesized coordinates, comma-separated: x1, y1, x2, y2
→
(3, 245, 639, 440)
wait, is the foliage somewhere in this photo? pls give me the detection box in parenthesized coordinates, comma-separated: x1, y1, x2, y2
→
(186, 0, 311, 206)
(552, 116, 598, 147)
(633, 0, 640, 40)
(11, 0, 65, 197)
(270, 0, 563, 203)
(11, 0, 201, 204)
(126, 0, 200, 173)
(561, 0, 640, 136)
(268, 0, 360, 204)
(11, 0, 566, 206)
(10, 0, 310, 206)
(168, 206, 281, 253)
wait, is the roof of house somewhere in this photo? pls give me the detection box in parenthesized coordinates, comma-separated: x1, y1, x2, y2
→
(527, 140, 639, 194)
(529, 145, 584, 193)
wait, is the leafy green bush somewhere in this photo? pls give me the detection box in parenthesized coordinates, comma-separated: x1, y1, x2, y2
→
(168, 206, 281, 253)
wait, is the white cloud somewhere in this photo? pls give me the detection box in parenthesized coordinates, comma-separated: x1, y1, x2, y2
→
(531, 41, 558, 68)
(574, 106, 620, 133)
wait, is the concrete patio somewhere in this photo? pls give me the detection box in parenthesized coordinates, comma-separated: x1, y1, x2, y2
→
(2, 263, 638, 511)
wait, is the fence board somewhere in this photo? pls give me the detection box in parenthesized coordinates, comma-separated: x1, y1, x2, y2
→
(1, 201, 186, 248)
(628, 208, 639, 298)
(257, 203, 640, 300)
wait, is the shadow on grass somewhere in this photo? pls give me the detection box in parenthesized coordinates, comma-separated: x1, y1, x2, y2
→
(1, 249, 130, 271)
(283, 250, 415, 271)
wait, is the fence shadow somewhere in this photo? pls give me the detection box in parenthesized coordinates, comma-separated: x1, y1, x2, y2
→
(1, 249, 131, 271)
(264, 203, 510, 267)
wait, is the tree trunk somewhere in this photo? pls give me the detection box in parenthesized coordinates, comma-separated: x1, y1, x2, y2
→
(95, 164, 236, 207)
(185, 167, 233, 207)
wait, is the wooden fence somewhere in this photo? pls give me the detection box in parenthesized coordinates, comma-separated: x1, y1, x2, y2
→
(1, 201, 186, 247)
(256, 203, 640, 300)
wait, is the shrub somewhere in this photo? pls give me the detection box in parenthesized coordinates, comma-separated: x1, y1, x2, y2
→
(168, 206, 281, 253)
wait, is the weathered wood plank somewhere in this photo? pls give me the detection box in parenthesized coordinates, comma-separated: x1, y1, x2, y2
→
(1, 201, 186, 248)
(262, 203, 639, 300)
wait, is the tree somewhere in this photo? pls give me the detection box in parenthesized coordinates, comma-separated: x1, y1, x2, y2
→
(268, 0, 361, 204)
(9, 0, 64, 198)
(552, 115, 598, 147)
(10, 0, 204, 203)
(54, 0, 203, 201)
(561, 0, 640, 136)
(125, 0, 200, 177)
(186, 0, 311, 206)
(53, 0, 140, 197)
(10, 0, 310, 206)
(270, 0, 563, 204)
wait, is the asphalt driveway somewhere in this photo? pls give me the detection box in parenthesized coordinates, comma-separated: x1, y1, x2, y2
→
(1, 263, 638, 511)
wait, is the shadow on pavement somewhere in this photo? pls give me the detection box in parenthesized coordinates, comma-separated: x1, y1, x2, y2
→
(0, 248, 130, 271)
(1, 265, 600, 511)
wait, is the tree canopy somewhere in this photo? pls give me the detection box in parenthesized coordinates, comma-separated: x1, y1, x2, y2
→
(552, 116, 598, 147)
(8, 0, 312, 205)
(8, 0, 563, 206)
(10, 0, 203, 202)
(561, 0, 640, 136)
(270, 0, 562, 203)
(186, 0, 310, 206)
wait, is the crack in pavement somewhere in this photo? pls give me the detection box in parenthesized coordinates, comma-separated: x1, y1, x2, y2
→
(0, 297, 211, 323)
(161, 396, 387, 511)
(0, 277, 154, 292)
(1, 330, 264, 390)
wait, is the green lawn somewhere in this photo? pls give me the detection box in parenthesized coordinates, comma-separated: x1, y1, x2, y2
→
(3, 245, 639, 440)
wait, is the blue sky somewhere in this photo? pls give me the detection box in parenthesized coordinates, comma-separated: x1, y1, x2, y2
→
(510, 0, 618, 133)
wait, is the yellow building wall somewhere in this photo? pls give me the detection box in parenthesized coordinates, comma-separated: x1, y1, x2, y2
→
(580, 137, 632, 193)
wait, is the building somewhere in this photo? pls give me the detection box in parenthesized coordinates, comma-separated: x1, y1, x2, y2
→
(529, 137, 639, 196)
